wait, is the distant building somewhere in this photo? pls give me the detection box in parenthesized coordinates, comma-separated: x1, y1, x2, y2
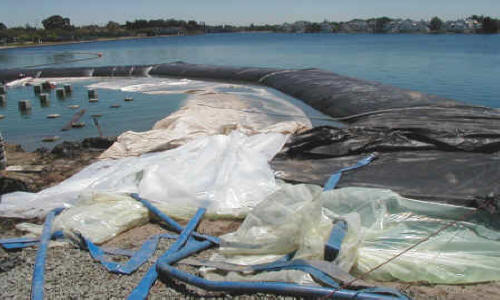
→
(320, 22, 333, 33)
(381, 19, 429, 33)
(292, 21, 309, 33)
(276, 17, 484, 34)
(340, 19, 369, 33)
(280, 23, 294, 33)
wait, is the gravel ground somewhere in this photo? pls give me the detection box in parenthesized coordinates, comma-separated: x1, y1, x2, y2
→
(2, 221, 500, 299)
(0, 222, 301, 299)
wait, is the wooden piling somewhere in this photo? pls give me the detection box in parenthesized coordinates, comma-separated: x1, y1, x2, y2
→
(39, 93, 50, 106)
(88, 89, 98, 98)
(56, 88, 66, 98)
(34, 85, 42, 94)
(64, 84, 72, 94)
(18, 100, 32, 111)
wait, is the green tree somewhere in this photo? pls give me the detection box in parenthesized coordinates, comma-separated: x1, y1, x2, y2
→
(305, 23, 321, 33)
(106, 21, 121, 32)
(481, 17, 498, 33)
(374, 17, 391, 33)
(430, 17, 443, 32)
(42, 15, 72, 30)
(0, 23, 7, 31)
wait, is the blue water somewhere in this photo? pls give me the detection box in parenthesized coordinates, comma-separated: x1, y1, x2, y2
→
(1, 33, 499, 150)
(0, 80, 188, 150)
(1, 33, 499, 106)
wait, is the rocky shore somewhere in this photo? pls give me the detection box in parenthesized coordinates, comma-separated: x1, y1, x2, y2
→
(0, 137, 116, 195)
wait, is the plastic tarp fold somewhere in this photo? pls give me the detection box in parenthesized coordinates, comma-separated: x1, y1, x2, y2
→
(97, 78, 311, 159)
(210, 183, 500, 284)
(0, 131, 287, 219)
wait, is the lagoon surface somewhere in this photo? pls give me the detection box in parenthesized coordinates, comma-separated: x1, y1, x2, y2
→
(2, 33, 499, 106)
(1, 33, 499, 150)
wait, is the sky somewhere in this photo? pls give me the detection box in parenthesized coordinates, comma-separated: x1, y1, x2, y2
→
(1, 0, 499, 28)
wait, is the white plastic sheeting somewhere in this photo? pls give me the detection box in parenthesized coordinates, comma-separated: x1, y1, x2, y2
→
(93, 78, 311, 159)
(53, 192, 149, 244)
(0, 131, 287, 219)
(212, 184, 500, 284)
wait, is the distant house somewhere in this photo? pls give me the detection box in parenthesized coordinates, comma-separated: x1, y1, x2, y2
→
(280, 23, 293, 33)
(442, 19, 481, 33)
(340, 19, 369, 33)
(383, 19, 429, 33)
(278, 21, 309, 33)
(466, 18, 482, 32)
(444, 20, 466, 33)
(320, 22, 333, 33)
(292, 21, 309, 33)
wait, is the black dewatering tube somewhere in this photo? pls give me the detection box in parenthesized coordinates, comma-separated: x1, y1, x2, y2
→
(0, 62, 467, 121)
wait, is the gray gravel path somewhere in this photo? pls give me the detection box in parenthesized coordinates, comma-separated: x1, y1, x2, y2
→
(0, 223, 298, 299)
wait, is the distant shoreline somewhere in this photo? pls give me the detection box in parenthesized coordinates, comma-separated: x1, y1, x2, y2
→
(0, 33, 185, 50)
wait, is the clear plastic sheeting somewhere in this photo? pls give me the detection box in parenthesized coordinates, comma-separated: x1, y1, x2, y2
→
(93, 77, 311, 159)
(206, 183, 332, 285)
(0, 131, 286, 219)
(53, 192, 149, 244)
(220, 183, 330, 257)
(324, 188, 500, 284)
(212, 183, 500, 284)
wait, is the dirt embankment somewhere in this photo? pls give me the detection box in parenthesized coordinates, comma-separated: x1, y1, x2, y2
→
(0, 137, 115, 195)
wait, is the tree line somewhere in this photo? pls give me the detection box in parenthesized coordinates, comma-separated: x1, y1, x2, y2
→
(1, 14, 499, 45)
(0, 15, 206, 44)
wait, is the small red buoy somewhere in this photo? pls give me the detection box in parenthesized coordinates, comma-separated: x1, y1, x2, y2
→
(98, 53, 103, 57)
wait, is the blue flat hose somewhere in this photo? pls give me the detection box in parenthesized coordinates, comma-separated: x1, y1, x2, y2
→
(84, 233, 178, 274)
(323, 154, 377, 191)
(1, 231, 64, 250)
(30, 208, 64, 300)
(127, 208, 210, 300)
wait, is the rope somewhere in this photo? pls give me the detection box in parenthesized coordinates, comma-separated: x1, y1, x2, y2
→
(21, 51, 103, 69)
(321, 198, 495, 299)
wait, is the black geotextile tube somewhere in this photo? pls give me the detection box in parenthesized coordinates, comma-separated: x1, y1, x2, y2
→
(149, 62, 283, 83)
(92, 65, 154, 77)
(0, 61, 461, 119)
(271, 126, 500, 206)
(272, 151, 500, 207)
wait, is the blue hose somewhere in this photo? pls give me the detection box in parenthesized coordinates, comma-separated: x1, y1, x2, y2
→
(157, 261, 407, 299)
(323, 154, 377, 191)
(84, 233, 178, 274)
(155, 239, 408, 299)
(30, 208, 64, 300)
(127, 208, 211, 300)
(1, 231, 65, 250)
